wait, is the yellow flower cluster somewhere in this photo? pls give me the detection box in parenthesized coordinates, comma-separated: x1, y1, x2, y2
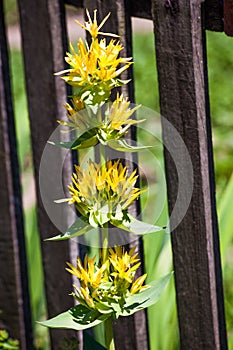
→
(75, 9, 119, 39)
(104, 94, 142, 134)
(57, 10, 132, 105)
(66, 246, 148, 312)
(59, 94, 143, 141)
(68, 160, 144, 227)
(62, 39, 131, 88)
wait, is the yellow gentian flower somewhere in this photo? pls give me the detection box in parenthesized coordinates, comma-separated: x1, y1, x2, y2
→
(66, 246, 149, 313)
(60, 39, 131, 90)
(67, 160, 144, 227)
(104, 94, 143, 135)
(75, 9, 119, 39)
(58, 94, 143, 143)
(56, 10, 132, 105)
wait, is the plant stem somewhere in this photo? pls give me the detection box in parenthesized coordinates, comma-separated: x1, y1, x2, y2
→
(99, 142, 108, 263)
(98, 131, 115, 349)
(99, 143, 106, 165)
(97, 104, 106, 165)
(105, 316, 115, 350)
(101, 223, 109, 264)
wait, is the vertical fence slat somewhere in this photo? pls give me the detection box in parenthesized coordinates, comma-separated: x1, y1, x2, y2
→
(0, 1, 33, 348)
(204, 0, 223, 31)
(17, 0, 78, 348)
(128, 0, 152, 19)
(224, 0, 233, 36)
(152, 0, 227, 349)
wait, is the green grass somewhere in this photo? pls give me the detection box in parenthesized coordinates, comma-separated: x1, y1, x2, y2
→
(10, 50, 49, 349)
(8, 27, 233, 349)
(3, 0, 18, 26)
(207, 32, 233, 191)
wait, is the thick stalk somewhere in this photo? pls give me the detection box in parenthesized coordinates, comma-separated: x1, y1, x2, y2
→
(105, 316, 115, 350)
(101, 223, 109, 264)
(97, 108, 106, 165)
(98, 121, 115, 349)
(99, 142, 108, 262)
(99, 143, 106, 165)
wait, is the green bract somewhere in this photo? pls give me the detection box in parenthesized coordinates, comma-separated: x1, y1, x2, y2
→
(46, 214, 164, 241)
(39, 273, 172, 330)
(51, 98, 151, 152)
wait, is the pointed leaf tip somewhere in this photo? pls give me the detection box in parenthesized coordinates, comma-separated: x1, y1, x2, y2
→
(112, 214, 165, 235)
(38, 304, 109, 330)
(45, 217, 92, 241)
(107, 139, 151, 152)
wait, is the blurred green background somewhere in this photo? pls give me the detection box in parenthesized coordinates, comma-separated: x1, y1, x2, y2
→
(3, 2, 233, 349)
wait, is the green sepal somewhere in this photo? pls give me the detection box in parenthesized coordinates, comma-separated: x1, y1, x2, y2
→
(38, 304, 109, 330)
(80, 84, 111, 106)
(48, 128, 99, 150)
(95, 301, 115, 315)
(111, 214, 165, 235)
(120, 273, 173, 316)
(45, 217, 92, 241)
(107, 138, 151, 152)
(89, 205, 110, 228)
(115, 78, 131, 86)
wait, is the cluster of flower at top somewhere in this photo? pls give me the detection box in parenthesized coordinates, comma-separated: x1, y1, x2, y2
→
(57, 9, 132, 106)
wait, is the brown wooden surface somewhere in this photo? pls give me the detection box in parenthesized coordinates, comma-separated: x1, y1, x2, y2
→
(65, 0, 152, 19)
(65, 0, 225, 32)
(0, 1, 33, 348)
(17, 0, 78, 348)
(204, 0, 223, 31)
(128, 0, 152, 19)
(224, 0, 233, 36)
(128, 0, 225, 29)
(65, 0, 83, 8)
(152, 0, 227, 349)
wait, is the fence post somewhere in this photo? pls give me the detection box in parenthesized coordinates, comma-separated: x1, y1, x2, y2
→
(0, 1, 33, 348)
(152, 0, 228, 348)
(17, 0, 81, 347)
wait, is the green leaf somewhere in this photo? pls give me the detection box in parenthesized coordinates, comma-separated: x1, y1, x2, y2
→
(38, 304, 109, 331)
(111, 214, 165, 235)
(121, 273, 173, 316)
(95, 301, 114, 315)
(107, 139, 151, 152)
(218, 172, 233, 261)
(48, 129, 99, 150)
(45, 217, 92, 241)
